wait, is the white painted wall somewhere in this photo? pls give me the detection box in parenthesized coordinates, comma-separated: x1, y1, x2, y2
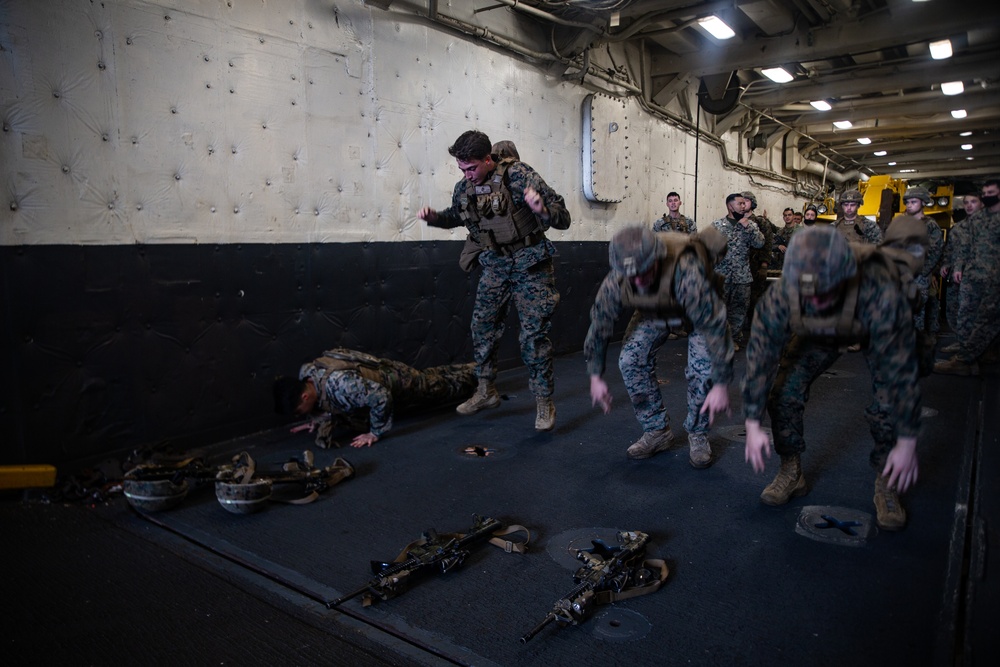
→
(0, 0, 798, 246)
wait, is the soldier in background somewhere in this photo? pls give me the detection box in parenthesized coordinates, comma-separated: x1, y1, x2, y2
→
(744, 191, 776, 334)
(712, 193, 765, 351)
(802, 205, 819, 225)
(653, 191, 697, 234)
(773, 207, 802, 267)
(419, 130, 571, 431)
(900, 186, 945, 350)
(586, 226, 734, 467)
(743, 221, 928, 531)
(832, 189, 883, 245)
(274, 349, 477, 448)
(939, 191, 983, 354)
(935, 179, 1000, 375)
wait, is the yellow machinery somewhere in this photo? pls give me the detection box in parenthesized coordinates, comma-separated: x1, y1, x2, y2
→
(813, 176, 953, 231)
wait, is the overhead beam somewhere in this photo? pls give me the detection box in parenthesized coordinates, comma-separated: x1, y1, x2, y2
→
(650, 0, 984, 78)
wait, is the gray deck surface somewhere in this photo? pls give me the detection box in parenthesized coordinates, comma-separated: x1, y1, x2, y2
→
(5, 339, 998, 666)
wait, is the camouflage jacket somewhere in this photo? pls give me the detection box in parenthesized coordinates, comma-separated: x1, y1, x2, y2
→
(711, 215, 765, 284)
(584, 252, 735, 385)
(956, 208, 1000, 282)
(741, 259, 921, 437)
(942, 217, 971, 275)
(430, 160, 571, 267)
(832, 216, 883, 245)
(917, 215, 944, 281)
(747, 213, 775, 271)
(299, 362, 395, 437)
(653, 213, 696, 234)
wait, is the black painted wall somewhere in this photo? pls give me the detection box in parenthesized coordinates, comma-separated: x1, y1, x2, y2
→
(0, 241, 616, 466)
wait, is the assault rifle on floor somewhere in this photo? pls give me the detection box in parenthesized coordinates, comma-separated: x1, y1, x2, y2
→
(328, 514, 529, 608)
(520, 530, 668, 643)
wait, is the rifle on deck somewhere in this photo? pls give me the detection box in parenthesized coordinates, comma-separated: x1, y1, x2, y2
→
(329, 514, 527, 608)
(520, 530, 667, 643)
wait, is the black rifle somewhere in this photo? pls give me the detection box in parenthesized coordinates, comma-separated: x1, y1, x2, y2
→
(329, 514, 505, 608)
(521, 530, 654, 643)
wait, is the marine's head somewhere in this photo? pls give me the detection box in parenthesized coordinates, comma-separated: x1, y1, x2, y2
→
(273, 377, 318, 417)
(903, 186, 932, 215)
(803, 204, 819, 223)
(782, 225, 857, 310)
(840, 189, 863, 218)
(449, 130, 495, 185)
(741, 191, 757, 211)
(610, 226, 661, 289)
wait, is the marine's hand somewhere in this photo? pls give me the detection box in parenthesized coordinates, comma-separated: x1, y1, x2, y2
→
(524, 186, 548, 218)
(351, 432, 379, 448)
(744, 419, 772, 473)
(290, 421, 316, 434)
(882, 436, 919, 492)
(418, 206, 438, 223)
(952, 270, 963, 284)
(699, 383, 730, 426)
(590, 375, 612, 414)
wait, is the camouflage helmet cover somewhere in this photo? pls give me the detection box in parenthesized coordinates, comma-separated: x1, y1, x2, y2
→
(840, 189, 864, 204)
(881, 214, 930, 274)
(609, 226, 661, 277)
(741, 191, 757, 208)
(782, 225, 857, 295)
(903, 186, 933, 205)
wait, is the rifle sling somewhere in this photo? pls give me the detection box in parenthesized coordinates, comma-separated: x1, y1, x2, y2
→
(391, 524, 531, 562)
(592, 558, 669, 605)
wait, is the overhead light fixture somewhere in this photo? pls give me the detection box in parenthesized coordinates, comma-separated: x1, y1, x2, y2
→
(857, 137, 872, 145)
(941, 81, 964, 95)
(874, 150, 887, 156)
(961, 144, 973, 150)
(888, 162, 897, 166)
(761, 67, 794, 83)
(951, 109, 967, 119)
(810, 100, 832, 111)
(960, 131, 973, 136)
(900, 169, 916, 173)
(967, 157, 975, 160)
(834, 120, 853, 129)
(698, 16, 735, 40)
(929, 39, 953, 60)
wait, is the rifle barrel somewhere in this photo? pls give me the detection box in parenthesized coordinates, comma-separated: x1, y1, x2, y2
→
(520, 613, 556, 644)
(327, 585, 370, 608)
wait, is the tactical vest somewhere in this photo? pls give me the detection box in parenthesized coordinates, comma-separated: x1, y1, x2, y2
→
(459, 158, 542, 254)
(787, 245, 917, 342)
(311, 349, 384, 387)
(619, 232, 718, 326)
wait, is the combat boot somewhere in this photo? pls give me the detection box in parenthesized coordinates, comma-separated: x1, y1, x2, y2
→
(760, 455, 807, 506)
(939, 341, 961, 355)
(933, 356, 979, 376)
(535, 396, 556, 431)
(626, 428, 674, 460)
(456, 380, 501, 415)
(873, 474, 906, 531)
(688, 432, 712, 469)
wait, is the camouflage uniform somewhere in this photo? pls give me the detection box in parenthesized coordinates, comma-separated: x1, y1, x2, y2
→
(653, 213, 697, 234)
(952, 208, 1000, 362)
(742, 239, 922, 470)
(711, 215, 764, 344)
(300, 350, 477, 439)
(430, 161, 570, 397)
(911, 215, 944, 334)
(832, 215, 883, 245)
(747, 212, 776, 321)
(772, 223, 802, 268)
(941, 215, 974, 336)
(585, 249, 734, 436)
